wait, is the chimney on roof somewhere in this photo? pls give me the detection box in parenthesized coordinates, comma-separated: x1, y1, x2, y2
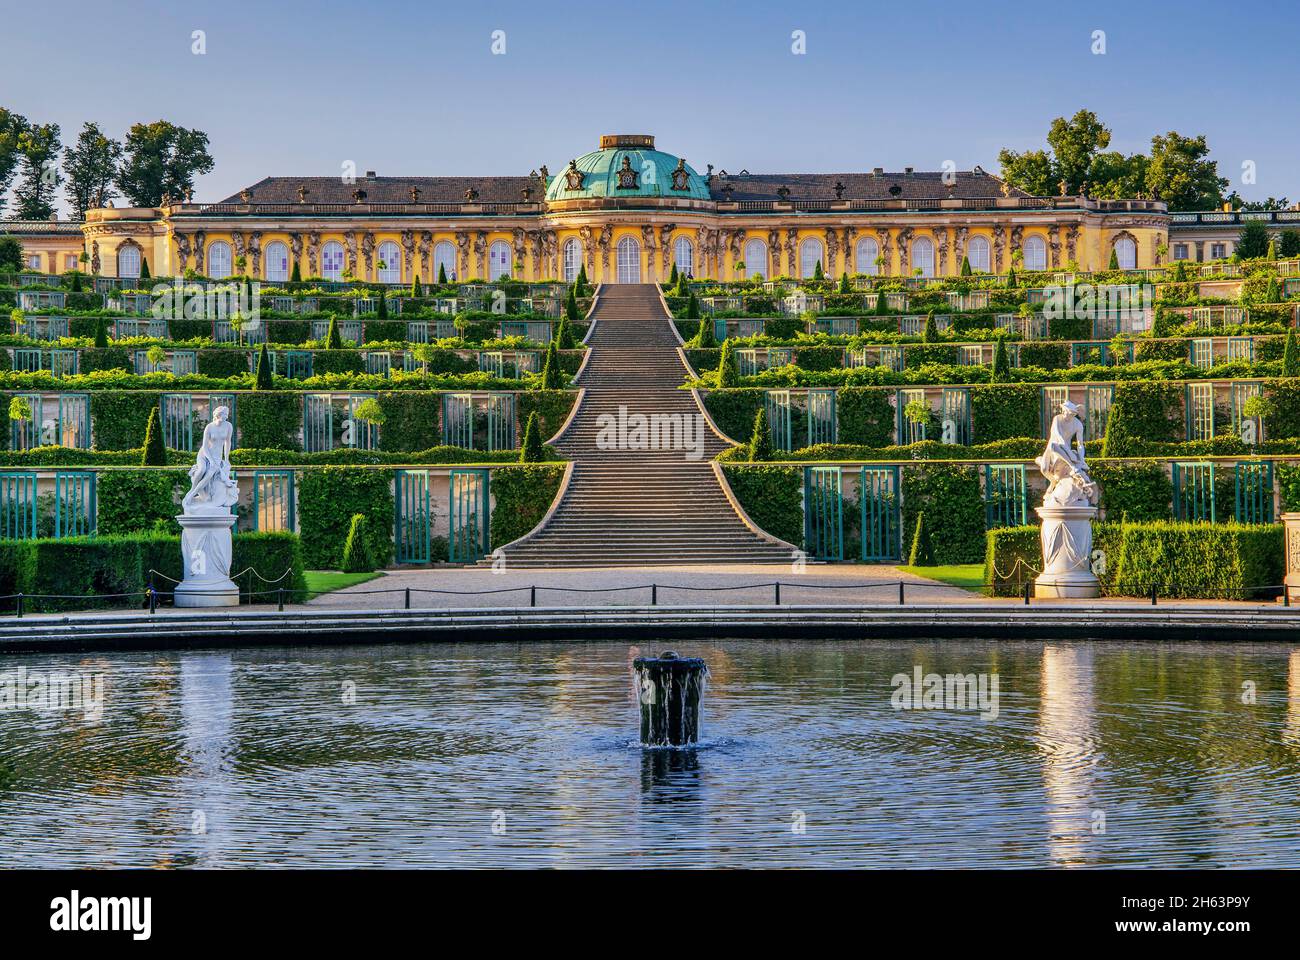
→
(872, 167, 883, 176)
(904, 166, 914, 175)
(365, 170, 376, 178)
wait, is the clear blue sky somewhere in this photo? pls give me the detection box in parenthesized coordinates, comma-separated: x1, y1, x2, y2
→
(4, 0, 1297, 212)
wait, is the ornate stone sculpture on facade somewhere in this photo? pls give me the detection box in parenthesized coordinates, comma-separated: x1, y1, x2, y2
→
(456, 232, 470, 279)
(1010, 225, 1024, 265)
(248, 231, 262, 277)
(992, 225, 1006, 273)
(1034, 400, 1101, 599)
(875, 228, 891, 276)
(419, 231, 432, 281)
(1047, 226, 1061, 270)
(766, 229, 781, 277)
(544, 230, 559, 278)
(512, 228, 527, 273)
(728, 231, 743, 278)
(954, 226, 968, 269)
(659, 224, 676, 275)
(343, 231, 358, 277)
(173, 234, 191, 275)
(934, 227, 949, 275)
(193, 231, 207, 274)
(361, 232, 376, 278)
(642, 226, 658, 280)
(175, 407, 240, 607)
(528, 231, 544, 279)
(826, 228, 840, 276)
(401, 230, 416, 278)
(306, 231, 321, 276)
(786, 228, 798, 276)
(231, 232, 246, 272)
(896, 226, 913, 275)
(91, 240, 101, 275)
(842, 227, 857, 273)
(598, 224, 613, 270)
(472, 232, 487, 276)
(579, 226, 595, 273)
(289, 233, 303, 276)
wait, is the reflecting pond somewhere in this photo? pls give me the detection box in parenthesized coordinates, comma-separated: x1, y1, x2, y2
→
(2, 639, 1299, 867)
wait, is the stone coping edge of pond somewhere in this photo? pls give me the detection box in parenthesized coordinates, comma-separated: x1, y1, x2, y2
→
(0, 603, 1297, 653)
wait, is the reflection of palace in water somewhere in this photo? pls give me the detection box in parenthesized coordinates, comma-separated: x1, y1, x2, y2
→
(1037, 645, 1098, 866)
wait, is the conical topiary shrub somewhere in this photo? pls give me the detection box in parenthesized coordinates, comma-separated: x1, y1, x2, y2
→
(519, 411, 545, 463)
(93, 315, 109, 349)
(1283, 327, 1300, 378)
(717, 338, 739, 388)
(907, 512, 935, 566)
(992, 337, 1010, 382)
(325, 316, 343, 349)
(922, 311, 938, 343)
(438, 263, 448, 284)
(691, 315, 717, 348)
(255, 342, 273, 389)
(340, 514, 374, 573)
(141, 407, 167, 466)
(540, 341, 562, 389)
(748, 407, 772, 462)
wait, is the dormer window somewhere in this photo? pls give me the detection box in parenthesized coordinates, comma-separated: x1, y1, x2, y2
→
(615, 155, 639, 190)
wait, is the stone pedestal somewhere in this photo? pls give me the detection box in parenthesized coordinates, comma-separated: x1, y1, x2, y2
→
(174, 514, 239, 607)
(1282, 513, 1300, 602)
(1034, 504, 1100, 599)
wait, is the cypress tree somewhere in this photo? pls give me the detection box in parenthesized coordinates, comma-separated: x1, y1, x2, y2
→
(325, 316, 343, 349)
(686, 291, 700, 319)
(70, 271, 83, 292)
(540, 341, 562, 388)
(922, 311, 938, 343)
(669, 263, 678, 286)
(255, 342, 273, 389)
(438, 263, 448, 284)
(93, 315, 108, 349)
(960, 256, 972, 276)
(519, 411, 545, 463)
(290, 261, 302, 283)
(839, 271, 851, 293)
(812, 260, 824, 282)
(576, 264, 588, 296)
(340, 514, 374, 573)
(412, 276, 423, 298)
(566, 286, 580, 324)
(1108, 248, 1120, 270)
(717, 338, 739, 388)
(691, 316, 717, 348)
(377, 289, 388, 318)
(1173, 259, 1188, 282)
(141, 407, 167, 465)
(874, 290, 888, 314)
(1267, 238, 1279, 260)
(1283, 327, 1300, 378)
(907, 512, 935, 566)
(140, 257, 151, 280)
(1265, 275, 1281, 304)
(992, 337, 1010, 382)
(1007, 266, 1018, 288)
(748, 407, 772, 462)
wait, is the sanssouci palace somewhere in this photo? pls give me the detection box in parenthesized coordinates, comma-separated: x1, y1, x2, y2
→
(5, 133, 1288, 282)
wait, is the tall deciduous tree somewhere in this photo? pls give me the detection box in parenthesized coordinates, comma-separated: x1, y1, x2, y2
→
(12, 122, 62, 220)
(63, 122, 122, 218)
(1047, 109, 1111, 194)
(116, 120, 214, 206)
(0, 108, 31, 217)
(1144, 131, 1227, 210)
(995, 147, 1054, 196)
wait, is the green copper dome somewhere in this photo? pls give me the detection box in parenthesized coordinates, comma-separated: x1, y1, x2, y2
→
(545, 135, 710, 203)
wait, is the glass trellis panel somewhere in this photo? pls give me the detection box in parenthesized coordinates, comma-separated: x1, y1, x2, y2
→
(1225, 337, 1254, 363)
(765, 390, 794, 451)
(1190, 338, 1214, 370)
(442, 394, 474, 448)
(284, 351, 313, 379)
(303, 394, 334, 452)
(252, 470, 295, 532)
(13, 348, 43, 372)
(0, 472, 37, 539)
(395, 469, 431, 564)
(448, 469, 490, 563)
(1084, 385, 1113, 441)
(940, 388, 971, 445)
(365, 352, 392, 376)
(713, 319, 728, 342)
(347, 395, 380, 450)
(206, 393, 237, 448)
(807, 389, 837, 446)
(958, 345, 984, 367)
(161, 394, 194, 451)
(803, 466, 844, 561)
(403, 352, 422, 373)
(406, 321, 430, 344)
(53, 471, 96, 537)
(1041, 385, 1070, 437)
(1173, 461, 1215, 522)
(513, 351, 540, 375)
(310, 318, 362, 343)
(737, 349, 760, 376)
(9, 395, 43, 450)
(57, 394, 90, 449)
(859, 466, 900, 562)
(478, 352, 506, 377)
(1071, 342, 1110, 366)
(897, 388, 928, 444)
(484, 394, 517, 452)
(879, 346, 903, 372)
(172, 350, 198, 376)
(50, 349, 78, 376)
(41, 316, 70, 340)
(1235, 461, 1273, 524)
(1185, 382, 1215, 441)
(768, 347, 793, 368)
(985, 464, 1028, 529)
(134, 350, 164, 374)
(1231, 381, 1263, 443)
(737, 319, 764, 338)
(899, 315, 926, 336)
(844, 348, 869, 369)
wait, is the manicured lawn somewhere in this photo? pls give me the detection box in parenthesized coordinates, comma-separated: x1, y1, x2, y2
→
(304, 570, 384, 597)
(898, 564, 986, 592)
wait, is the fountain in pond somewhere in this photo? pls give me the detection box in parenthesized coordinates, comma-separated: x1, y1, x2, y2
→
(633, 651, 709, 747)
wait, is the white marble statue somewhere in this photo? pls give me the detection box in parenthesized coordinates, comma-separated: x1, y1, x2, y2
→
(1035, 400, 1098, 507)
(182, 406, 238, 515)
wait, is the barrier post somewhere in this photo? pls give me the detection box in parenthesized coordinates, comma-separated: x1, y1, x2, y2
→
(1023, 582, 1031, 606)
(148, 587, 156, 615)
(651, 584, 658, 606)
(775, 582, 781, 606)
(278, 587, 285, 612)
(405, 588, 411, 610)
(1151, 583, 1158, 606)
(16, 593, 22, 618)
(899, 580, 904, 605)
(530, 585, 536, 607)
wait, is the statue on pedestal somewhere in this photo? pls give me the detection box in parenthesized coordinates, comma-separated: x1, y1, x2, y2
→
(175, 407, 240, 607)
(1034, 400, 1101, 598)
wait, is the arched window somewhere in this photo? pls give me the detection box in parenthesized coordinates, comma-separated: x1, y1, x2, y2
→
(563, 238, 582, 281)
(1022, 235, 1047, 272)
(799, 237, 824, 279)
(433, 241, 456, 281)
(265, 240, 290, 282)
(616, 236, 641, 283)
(488, 240, 512, 280)
(376, 241, 401, 283)
(912, 237, 935, 278)
(855, 237, 879, 276)
(966, 236, 990, 273)
(1113, 236, 1137, 270)
(321, 241, 345, 281)
(743, 239, 768, 279)
(117, 244, 141, 279)
(673, 236, 694, 276)
(207, 241, 232, 279)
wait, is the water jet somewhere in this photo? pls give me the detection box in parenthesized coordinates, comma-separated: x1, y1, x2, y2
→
(632, 650, 708, 746)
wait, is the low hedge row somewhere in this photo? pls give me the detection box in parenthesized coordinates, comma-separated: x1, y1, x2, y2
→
(985, 521, 1282, 600)
(0, 531, 306, 612)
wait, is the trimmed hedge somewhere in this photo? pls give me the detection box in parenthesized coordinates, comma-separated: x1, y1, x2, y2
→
(838, 387, 894, 446)
(377, 392, 441, 453)
(517, 390, 579, 441)
(89, 391, 161, 451)
(720, 464, 803, 547)
(489, 464, 565, 548)
(237, 393, 303, 450)
(971, 383, 1039, 443)
(1101, 382, 1183, 457)
(97, 469, 188, 534)
(901, 463, 986, 564)
(298, 467, 394, 569)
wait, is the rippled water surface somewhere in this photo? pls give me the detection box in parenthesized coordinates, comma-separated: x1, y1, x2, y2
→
(3, 639, 1300, 868)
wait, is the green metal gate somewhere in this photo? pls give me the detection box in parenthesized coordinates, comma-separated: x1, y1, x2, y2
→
(54, 471, 96, 537)
(442, 394, 473, 448)
(161, 394, 194, 451)
(395, 469, 431, 563)
(485, 394, 516, 452)
(941, 388, 971, 445)
(1235, 461, 1273, 524)
(57, 394, 91, 449)
(252, 470, 296, 532)
(985, 464, 1029, 528)
(9, 395, 42, 450)
(1084, 385, 1113, 442)
(347, 395, 380, 450)
(449, 469, 490, 563)
(803, 466, 843, 560)
(303, 395, 333, 452)
(1173, 461, 1215, 522)
(1185, 383, 1214, 441)
(859, 466, 900, 562)
(897, 388, 927, 444)
(0, 472, 37, 539)
(807, 389, 837, 446)
(766, 390, 793, 451)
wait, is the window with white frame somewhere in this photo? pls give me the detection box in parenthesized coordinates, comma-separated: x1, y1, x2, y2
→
(488, 240, 512, 280)
(207, 241, 231, 279)
(743, 238, 767, 279)
(117, 245, 141, 278)
(799, 237, 824, 278)
(912, 237, 935, 277)
(1211, 243, 1226, 260)
(377, 241, 401, 283)
(1113, 236, 1136, 270)
(1022, 235, 1047, 272)
(674, 236, 694, 276)
(264, 241, 289, 281)
(321, 241, 345, 281)
(65, 255, 78, 271)
(855, 237, 879, 275)
(967, 236, 991, 272)
(1173, 243, 1189, 261)
(433, 241, 456, 280)
(563, 238, 582, 281)
(26, 254, 41, 270)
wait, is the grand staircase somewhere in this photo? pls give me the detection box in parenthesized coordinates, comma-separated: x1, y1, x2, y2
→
(489, 284, 795, 567)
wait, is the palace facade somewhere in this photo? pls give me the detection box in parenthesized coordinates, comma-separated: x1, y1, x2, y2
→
(77, 133, 1173, 283)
